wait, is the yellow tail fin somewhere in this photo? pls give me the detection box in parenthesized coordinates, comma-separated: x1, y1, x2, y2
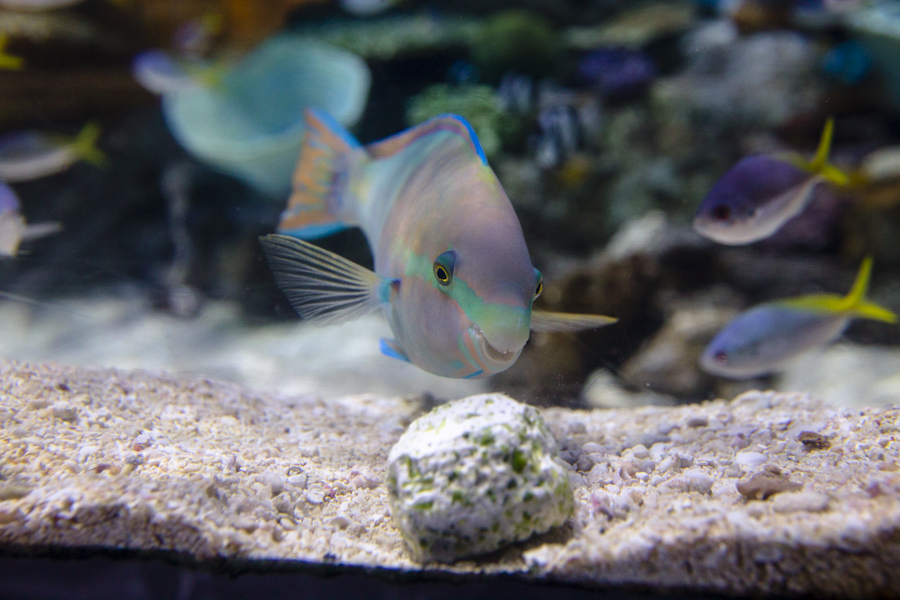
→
(0, 33, 24, 70)
(798, 118, 850, 187)
(780, 256, 897, 323)
(70, 123, 107, 167)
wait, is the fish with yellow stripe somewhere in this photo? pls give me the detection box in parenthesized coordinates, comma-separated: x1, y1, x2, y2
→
(260, 110, 616, 379)
(700, 257, 897, 379)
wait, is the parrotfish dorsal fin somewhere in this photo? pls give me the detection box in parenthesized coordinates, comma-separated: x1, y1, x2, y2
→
(366, 114, 488, 166)
(278, 109, 361, 239)
(778, 257, 898, 323)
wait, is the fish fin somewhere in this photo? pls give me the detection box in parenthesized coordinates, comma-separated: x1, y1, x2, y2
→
(779, 257, 898, 323)
(530, 310, 618, 332)
(259, 233, 390, 325)
(796, 118, 850, 186)
(366, 114, 488, 166)
(278, 109, 361, 239)
(70, 122, 107, 167)
(0, 33, 23, 70)
(20, 221, 63, 241)
(380, 338, 411, 363)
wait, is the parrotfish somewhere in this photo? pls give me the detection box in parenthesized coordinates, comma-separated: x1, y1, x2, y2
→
(694, 119, 851, 245)
(699, 257, 896, 379)
(0, 182, 62, 257)
(260, 110, 616, 379)
(0, 123, 105, 182)
(0, 33, 24, 70)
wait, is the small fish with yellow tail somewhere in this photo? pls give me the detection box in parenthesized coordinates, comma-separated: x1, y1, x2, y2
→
(0, 182, 62, 257)
(700, 257, 896, 379)
(260, 110, 616, 379)
(694, 118, 851, 245)
(0, 123, 106, 182)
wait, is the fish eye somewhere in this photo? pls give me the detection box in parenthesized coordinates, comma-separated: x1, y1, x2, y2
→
(533, 269, 543, 299)
(433, 250, 457, 287)
(714, 350, 728, 365)
(712, 205, 731, 221)
(434, 263, 451, 285)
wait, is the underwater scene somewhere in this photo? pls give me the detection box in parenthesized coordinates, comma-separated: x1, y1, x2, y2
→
(1, 0, 899, 409)
(2, 1, 900, 597)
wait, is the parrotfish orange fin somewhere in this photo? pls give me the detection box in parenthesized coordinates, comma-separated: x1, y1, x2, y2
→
(367, 114, 488, 166)
(69, 122, 107, 167)
(380, 338, 411, 363)
(278, 109, 361, 239)
(0, 34, 24, 70)
(259, 234, 393, 325)
(779, 256, 898, 323)
(789, 118, 850, 186)
(530, 310, 618, 332)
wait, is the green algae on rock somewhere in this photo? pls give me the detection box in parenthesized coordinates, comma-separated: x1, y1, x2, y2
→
(385, 393, 574, 563)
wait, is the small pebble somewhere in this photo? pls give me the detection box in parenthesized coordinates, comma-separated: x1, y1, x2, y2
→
(771, 491, 829, 514)
(735, 451, 767, 469)
(686, 416, 708, 428)
(51, 402, 78, 422)
(631, 444, 650, 459)
(798, 431, 830, 450)
(737, 466, 802, 500)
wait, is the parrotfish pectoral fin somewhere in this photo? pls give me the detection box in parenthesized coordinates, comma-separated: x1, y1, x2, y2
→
(789, 117, 850, 186)
(530, 310, 618, 332)
(259, 233, 391, 325)
(379, 338, 411, 363)
(366, 114, 488, 166)
(20, 221, 63, 242)
(70, 123, 107, 167)
(779, 256, 898, 324)
(278, 109, 362, 240)
(0, 34, 24, 70)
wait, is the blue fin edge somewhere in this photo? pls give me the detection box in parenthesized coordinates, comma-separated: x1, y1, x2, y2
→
(307, 108, 362, 150)
(380, 338, 411, 363)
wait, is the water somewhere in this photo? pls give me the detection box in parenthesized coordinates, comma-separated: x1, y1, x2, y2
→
(0, 1, 898, 596)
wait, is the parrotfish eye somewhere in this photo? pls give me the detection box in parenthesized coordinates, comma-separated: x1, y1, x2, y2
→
(712, 204, 731, 221)
(433, 250, 457, 287)
(533, 269, 543, 299)
(714, 350, 728, 365)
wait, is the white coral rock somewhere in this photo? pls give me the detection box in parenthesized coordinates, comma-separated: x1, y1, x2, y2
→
(385, 393, 574, 562)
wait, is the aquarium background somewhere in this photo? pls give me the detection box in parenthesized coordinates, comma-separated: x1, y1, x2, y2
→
(0, 0, 899, 411)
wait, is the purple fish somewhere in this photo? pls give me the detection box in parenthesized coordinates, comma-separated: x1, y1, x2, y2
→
(0, 123, 105, 182)
(694, 119, 850, 245)
(260, 110, 616, 379)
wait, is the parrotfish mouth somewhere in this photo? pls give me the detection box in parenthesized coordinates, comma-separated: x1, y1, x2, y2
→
(467, 323, 524, 371)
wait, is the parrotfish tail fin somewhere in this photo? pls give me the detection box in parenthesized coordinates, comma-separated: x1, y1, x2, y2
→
(0, 33, 24, 70)
(805, 117, 850, 187)
(259, 233, 394, 325)
(781, 256, 898, 323)
(530, 310, 618, 332)
(367, 114, 488, 166)
(20, 221, 63, 242)
(71, 122, 107, 167)
(277, 109, 362, 240)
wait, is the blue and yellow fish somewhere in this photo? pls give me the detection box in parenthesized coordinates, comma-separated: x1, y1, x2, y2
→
(261, 110, 616, 379)
(0, 123, 105, 182)
(694, 119, 850, 245)
(700, 257, 897, 379)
